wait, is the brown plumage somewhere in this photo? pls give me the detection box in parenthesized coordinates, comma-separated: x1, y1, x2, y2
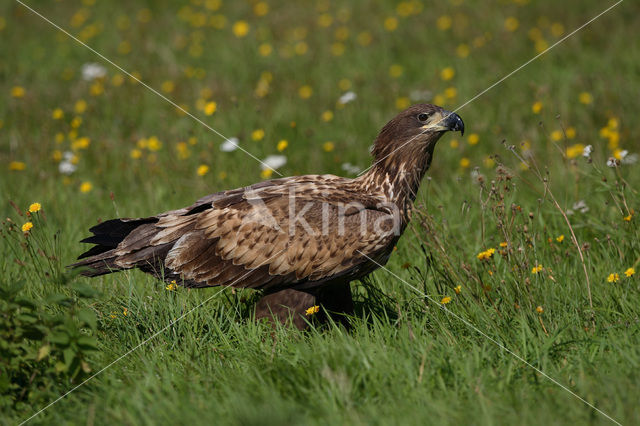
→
(71, 104, 464, 328)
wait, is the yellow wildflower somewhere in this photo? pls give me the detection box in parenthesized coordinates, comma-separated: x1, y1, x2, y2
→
(123, 308, 128, 316)
(28, 203, 41, 213)
(565, 144, 585, 159)
(321, 110, 334, 122)
(80, 182, 93, 193)
(357, 31, 372, 46)
(456, 43, 470, 58)
(444, 87, 457, 99)
(72, 137, 91, 150)
(161, 80, 175, 93)
(89, 81, 104, 96)
(499, 242, 508, 248)
(477, 248, 496, 260)
(504, 17, 519, 32)
(197, 165, 209, 176)
(436, 15, 452, 31)
(389, 64, 403, 78)
(204, 101, 217, 116)
(607, 273, 619, 283)
(130, 149, 142, 159)
(550, 130, 563, 141)
(531, 101, 542, 114)
(166, 281, 177, 291)
(232, 20, 249, 38)
(579, 92, 593, 105)
(449, 139, 459, 149)
(624, 268, 635, 278)
(454, 285, 462, 294)
(298, 42, 312, 56)
(460, 157, 470, 168)
(338, 79, 351, 91)
(251, 129, 265, 141)
(323, 141, 335, 152)
(22, 222, 34, 233)
(534, 39, 549, 53)
(551, 22, 564, 37)
(277, 140, 288, 152)
(536, 306, 544, 314)
(395, 97, 410, 110)
(11, 86, 25, 98)
(556, 235, 564, 243)
(440, 67, 455, 81)
(9, 161, 26, 171)
(253, 1, 269, 16)
(118, 41, 131, 55)
(483, 156, 495, 168)
(383, 17, 398, 31)
(298, 85, 313, 99)
(441, 296, 452, 305)
(260, 168, 273, 179)
(623, 214, 632, 222)
(52, 108, 64, 120)
(467, 133, 479, 145)
(531, 264, 543, 274)
(258, 43, 272, 56)
(305, 305, 320, 316)
(75, 99, 87, 114)
(317, 13, 333, 27)
(147, 136, 162, 151)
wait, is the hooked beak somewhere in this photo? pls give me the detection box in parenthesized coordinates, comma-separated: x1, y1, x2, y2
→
(442, 111, 464, 136)
(421, 111, 465, 136)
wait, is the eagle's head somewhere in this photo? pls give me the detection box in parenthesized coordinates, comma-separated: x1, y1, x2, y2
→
(371, 104, 464, 163)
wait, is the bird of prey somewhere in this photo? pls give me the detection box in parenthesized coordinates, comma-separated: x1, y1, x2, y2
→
(72, 104, 464, 329)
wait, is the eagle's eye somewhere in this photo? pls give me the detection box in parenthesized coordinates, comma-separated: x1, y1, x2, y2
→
(417, 113, 430, 122)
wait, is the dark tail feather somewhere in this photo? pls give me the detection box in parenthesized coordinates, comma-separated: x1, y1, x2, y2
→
(70, 217, 158, 276)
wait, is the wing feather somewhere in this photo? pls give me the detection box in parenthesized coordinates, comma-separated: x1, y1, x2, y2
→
(88, 175, 397, 291)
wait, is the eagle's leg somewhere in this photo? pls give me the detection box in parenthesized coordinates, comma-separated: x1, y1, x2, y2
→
(255, 288, 316, 330)
(315, 281, 354, 328)
(255, 282, 353, 330)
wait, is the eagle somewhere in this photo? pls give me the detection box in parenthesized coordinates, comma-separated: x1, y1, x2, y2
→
(72, 104, 464, 328)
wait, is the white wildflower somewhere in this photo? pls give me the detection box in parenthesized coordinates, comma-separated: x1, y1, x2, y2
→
(607, 157, 619, 167)
(582, 145, 593, 158)
(572, 200, 589, 214)
(622, 153, 638, 165)
(261, 155, 287, 170)
(58, 161, 77, 175)
(81, 63, 107, 81)
(59, 151, 77, 175)
(341, 162, 361, 175)
(338, 91, 357, 104)
(409, 89, 433, 101)
(220, 137, 239, 152)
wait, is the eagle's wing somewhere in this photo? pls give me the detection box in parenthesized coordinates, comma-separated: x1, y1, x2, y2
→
(102, 178, 398, 290)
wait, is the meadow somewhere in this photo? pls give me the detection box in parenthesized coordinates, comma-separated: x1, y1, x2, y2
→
(1, 0, 639, 424)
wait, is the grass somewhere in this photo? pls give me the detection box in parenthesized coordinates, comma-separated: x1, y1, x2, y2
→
(2, 0, 639, 424)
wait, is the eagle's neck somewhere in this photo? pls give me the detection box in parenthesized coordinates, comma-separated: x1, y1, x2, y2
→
(355, 142, 436, 212)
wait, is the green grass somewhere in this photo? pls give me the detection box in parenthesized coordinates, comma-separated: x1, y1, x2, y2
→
(2, 0, 639, 424)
